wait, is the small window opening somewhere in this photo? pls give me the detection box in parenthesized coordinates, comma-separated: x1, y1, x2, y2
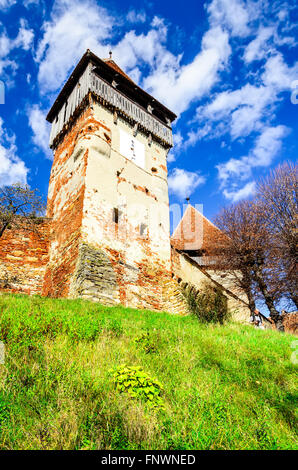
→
(113, 208, 121, 224)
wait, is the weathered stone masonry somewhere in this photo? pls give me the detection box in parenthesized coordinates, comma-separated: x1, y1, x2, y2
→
(43, 108, 92, 298)
(0, 50, 253, 322)
(39, 50, 179, 312)
(0, 220, 50, 295)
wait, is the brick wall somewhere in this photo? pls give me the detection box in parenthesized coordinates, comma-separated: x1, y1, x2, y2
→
(0, 219, 50, 295)
(42, 108, 92, 298)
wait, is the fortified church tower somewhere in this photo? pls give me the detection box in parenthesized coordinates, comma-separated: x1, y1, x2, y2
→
(43, 50, 177, 310)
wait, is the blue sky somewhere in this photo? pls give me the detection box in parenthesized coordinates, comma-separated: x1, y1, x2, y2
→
(0, 0, 297, 223)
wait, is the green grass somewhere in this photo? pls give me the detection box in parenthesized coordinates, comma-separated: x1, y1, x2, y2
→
(0, 293, 297, 450)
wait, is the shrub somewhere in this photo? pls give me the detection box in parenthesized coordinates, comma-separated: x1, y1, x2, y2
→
(109, 365, 164, 410)
(184, 282, 230, 324)
(134, 331, 157, 354)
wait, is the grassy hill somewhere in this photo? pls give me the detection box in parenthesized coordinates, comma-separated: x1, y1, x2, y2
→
(0, 293, 297, 450)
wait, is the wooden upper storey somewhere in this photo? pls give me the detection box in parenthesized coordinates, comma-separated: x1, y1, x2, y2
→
(47, 50, 177, 149)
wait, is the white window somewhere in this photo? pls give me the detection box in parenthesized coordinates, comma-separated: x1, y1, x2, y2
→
(119, 129, 145, 169)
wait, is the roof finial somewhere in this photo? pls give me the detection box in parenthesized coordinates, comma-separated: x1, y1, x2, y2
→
(109, 50, 112, 59)
(186, 197, 190, 204)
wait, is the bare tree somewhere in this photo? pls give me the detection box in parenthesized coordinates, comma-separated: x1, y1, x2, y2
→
(215, 200, 285, 331)
(215, 201, 261, 315)
(0, 183, 45, 239)
(257, 162, 298, 310)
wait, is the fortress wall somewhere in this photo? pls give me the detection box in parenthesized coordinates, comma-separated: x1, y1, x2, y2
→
(81, 105, 171, 262)
(171, 248, 250, 322)
(0, 219, 50, 295)
(42, 108, 92, 298)
(38, 103, 185, 312)
(68, 102, 177, 311)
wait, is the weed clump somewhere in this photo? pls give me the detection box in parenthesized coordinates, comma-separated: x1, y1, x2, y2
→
(184, 282, 230, 324)
(134, 331, 158, 354)
(109, 365, 164, 410)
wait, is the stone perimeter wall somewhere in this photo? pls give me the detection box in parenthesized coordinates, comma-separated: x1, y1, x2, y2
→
(42, 107, 96, 298)
(0, 220, 50, 295)
(171, 248, 251, 322)
(1, 228, 296, 333)
(0, 230, 189, 315)
(0, 106, 253, 321)
(0, 106, 189, 315)
(74, 100, 175, 312)
(0, 223, 250, 319)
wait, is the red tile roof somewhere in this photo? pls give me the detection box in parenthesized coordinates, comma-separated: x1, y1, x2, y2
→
(103, 59, 135, 83)
(47, 50, 177, 124)
(171, 204, 226, 255)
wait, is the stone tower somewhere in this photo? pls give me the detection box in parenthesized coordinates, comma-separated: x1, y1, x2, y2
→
(43, 50, 177, 310)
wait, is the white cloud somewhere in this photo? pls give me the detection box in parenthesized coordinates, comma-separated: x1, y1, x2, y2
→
(0, 34, 18, 81)
(0, 0, 16, 10)
(183, 0, 298, 153)
(249, 124, 289, 167)
(27, 105, 51, 158)
(0, 58, 17, 76)
(14, 18, 34, 51)
(277, 9, 288, 22)
(262, 53, 298, 90)
(218, 125, 288, 180)
(0, 119, 28, 186)
(207, 0, 252, 37)
(126, 9, 146, 24)
(0, 147, 28, 187)
(168, 168, 205, 199)
(243, 26, 274, 63)
(189, 83, 274, 145)
(143, 25, 231, 114)
(217, 157, 251, 184)
(0, 32, 12, 57)
(217, 125, 289, 200)
(186, 48, 298, 150)
(167, 132, 183, 163)
(35, 0, 114, 93)
(0, 19, 34, 78)
(113, 25, 171, 72)
(0, 20, 34, 56)
(223, 181, 256, 202)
